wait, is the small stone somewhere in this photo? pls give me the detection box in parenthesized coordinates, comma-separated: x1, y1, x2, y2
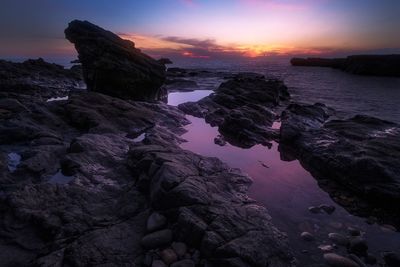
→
(328, 233, 349, 246)
(329, 222, 343, 230)
(319, 204, 336, 214)
(319, 244, 334, 253)
(152, 260, 167, 267)
(183, 253, 191, 259)
(141, 229, 172, 249)
(308, 206, 321, 214)
(214, 135, 226, 146)
(170, 259, 196, 267)
(302, 250, 309, 254)
(383, 252, 400, 267)
(300, 232, 314, 241)
(349, 237, 368, 256)
(147, 212, 167, 232)
(347, 227, 361, 236)
(160, 248, 178, 265)
(381, 224, 397, 233)
(323, 253, 359, 267)
(172, 242, 187, 258)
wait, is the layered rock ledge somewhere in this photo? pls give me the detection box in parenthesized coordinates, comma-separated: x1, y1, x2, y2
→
(290, 55, 400, 77)
(280, 103, 400, 225)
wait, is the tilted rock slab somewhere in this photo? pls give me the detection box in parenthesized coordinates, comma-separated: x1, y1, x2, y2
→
(65, 20, 166, 100)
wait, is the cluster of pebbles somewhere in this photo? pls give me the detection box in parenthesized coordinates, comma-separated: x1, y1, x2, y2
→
(300, 205, 400, 267)
(141, 212, 202, 267)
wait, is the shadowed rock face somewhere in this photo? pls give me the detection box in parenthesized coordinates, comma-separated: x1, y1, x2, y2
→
(280, 103, 400, 226)
(179, 74, 290, 148)
(65, 20, 166, 101)
(290, 55, 400, 77)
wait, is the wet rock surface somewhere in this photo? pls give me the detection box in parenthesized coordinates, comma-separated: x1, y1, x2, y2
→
(65, 20, 166, 100)
(280, 103, 400, 226)
(0, 66, 294, 266)
(178, 74, 290, 148)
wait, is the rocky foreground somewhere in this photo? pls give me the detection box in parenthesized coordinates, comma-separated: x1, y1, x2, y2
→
(0, 21, 295, 267)
(1, 20, 400, 267)
(290, 55, 400, 77)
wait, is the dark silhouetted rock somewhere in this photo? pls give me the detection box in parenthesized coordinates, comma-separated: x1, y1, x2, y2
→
(291, 55, 400, 77)
(158, 58, 173, 65)
(65, 20, 166, 100)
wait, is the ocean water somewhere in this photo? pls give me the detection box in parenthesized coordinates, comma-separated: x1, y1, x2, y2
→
(167, 58, 400, 265)
(171, 57, 400, 123)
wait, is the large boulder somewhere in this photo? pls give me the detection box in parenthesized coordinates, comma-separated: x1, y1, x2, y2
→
(65, 20, 166, 100)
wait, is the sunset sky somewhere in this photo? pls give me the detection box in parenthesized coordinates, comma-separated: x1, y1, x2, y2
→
(1, 0, 399, 61)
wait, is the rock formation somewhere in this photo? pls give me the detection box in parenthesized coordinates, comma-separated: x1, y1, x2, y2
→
(280, 103, 400, 225)
(65, 20, 166, 100)
(0, 58, 83, 99)
(179, 73, 290, 148)
(0, 64, 295, 266)
(290, 55, 400, 77)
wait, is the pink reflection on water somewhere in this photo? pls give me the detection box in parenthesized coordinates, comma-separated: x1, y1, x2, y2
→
(180, 115, 400, 258)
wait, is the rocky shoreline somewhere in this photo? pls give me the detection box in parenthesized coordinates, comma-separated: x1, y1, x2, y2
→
(290, 55, 400, 77)
(0, 20, 399, 267)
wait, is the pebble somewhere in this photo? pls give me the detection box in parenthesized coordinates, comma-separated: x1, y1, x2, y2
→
(147, 212, 167, 232)
(160, 248, 178, 265)
(171, 242, 187, 258)
(170, 259, 196, 267)
(347, 227, 361, 236)
(308, 206, 321, 214)
(319, 204, 336, 214)
(381, 224, 397, 233)
(349, 237, 368, 256)
(152, 260, 167, 267)
(383, 251, 400, 267)
(323, 253, 359, 267)
(328, 233, 349, 246)
(141, 229, 172, 249)
(300, 232, 314, 241)
(214, 135, 226, 146)
(318, 244, 335, 253)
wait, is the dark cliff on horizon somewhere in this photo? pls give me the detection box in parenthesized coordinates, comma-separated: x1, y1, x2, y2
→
(291, 55, 400, 77)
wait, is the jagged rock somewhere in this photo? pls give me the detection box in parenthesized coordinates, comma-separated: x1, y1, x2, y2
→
(179, 74, 289, 148)
(280, 103, 400, 226)
(65, 20, 166, 100)
(0, 58, 83, 99)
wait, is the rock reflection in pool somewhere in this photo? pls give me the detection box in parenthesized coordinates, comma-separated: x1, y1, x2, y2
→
(180, 115, 400, 264)
(48, 170, 74, 184)
(167, 90, 213, 106)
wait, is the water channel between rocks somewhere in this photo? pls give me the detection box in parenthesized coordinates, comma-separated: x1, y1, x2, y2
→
(167, 89, 400, 265)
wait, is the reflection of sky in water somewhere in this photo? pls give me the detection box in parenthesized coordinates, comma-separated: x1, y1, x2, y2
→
(168, 90, 213, 106)
(176, 102, 400, 263)
(48, 170, 74, 184)
(7, 152, 21, 172)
